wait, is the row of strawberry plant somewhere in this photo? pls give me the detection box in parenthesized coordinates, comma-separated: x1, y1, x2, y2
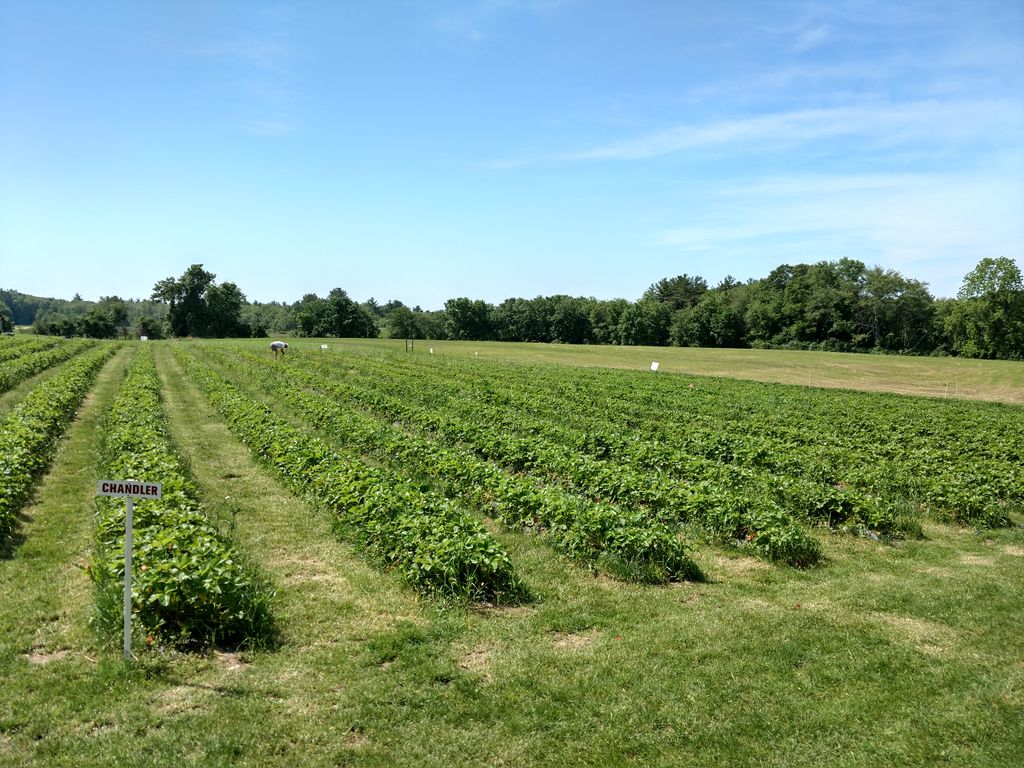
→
(259, 350, 821, 566)
(0, 335, 63, 363)
(409, 363, 915, 534)
(550, 365, 1023, 524)
(0, 345, 117, 547)
(525, 367, 1022, 527)
(90, 345, 275, 650)
(197, 345, 701, 583)
(0, 338, 96, 393)
(342, 351, 1019, 528)
(322, 351, 892, 534)
(174, 346, 526, 602)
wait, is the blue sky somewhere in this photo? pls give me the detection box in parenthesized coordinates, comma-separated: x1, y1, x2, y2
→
(1, 0, 1022, 308)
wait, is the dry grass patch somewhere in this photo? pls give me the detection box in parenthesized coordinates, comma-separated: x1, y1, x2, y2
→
(470, 603, 537, 620)
(551, 629, 598, 651)
(23, 647, 71, 665)
(213, 650, 246, 671)
(740, 596, 777, 613)
(1001, 545, 1024, 557)
(706, 552, 772, 578)
(960, 553, 996, 567)
(276, 554, 351, 586)
(458, 642, 498, 682)
(868, 612, 957, 657)
(343, 729, 369, 749)
(155, 684, 216, 716)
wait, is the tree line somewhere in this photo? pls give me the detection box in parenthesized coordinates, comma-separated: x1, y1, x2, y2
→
(3, 257, 1021, 360)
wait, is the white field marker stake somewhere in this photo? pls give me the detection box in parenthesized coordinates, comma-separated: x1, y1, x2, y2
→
(650, 361, 659, 371)
(97, 480, 162, 659)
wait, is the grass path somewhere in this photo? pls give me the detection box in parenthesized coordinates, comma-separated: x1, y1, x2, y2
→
(0, 346, 134, 760)
(0, 346, 133, 656)
(153, 343, 427, 642)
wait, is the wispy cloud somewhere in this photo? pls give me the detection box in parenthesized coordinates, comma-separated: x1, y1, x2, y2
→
(658, 169, 1024, 295)
(192, 25, 298, 136)
(561, 99, 1024, 161)
(244, 120, 297, 136)
(434, 0, 568, 43)
(793, 24, 830, 52)
(194, 38, 290, 73)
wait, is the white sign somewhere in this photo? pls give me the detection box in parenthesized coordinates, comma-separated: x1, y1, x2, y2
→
(98, 480, 162, 499)
(139, 335, 148, 341)
(97, 480, 160, 659)
(650, 361, 660, 371)
(320, 344, 328, 350)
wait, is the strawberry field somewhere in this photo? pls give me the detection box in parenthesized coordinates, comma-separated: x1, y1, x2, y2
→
(179, 340, 1022, 577)
(1, 336, 1022, 768)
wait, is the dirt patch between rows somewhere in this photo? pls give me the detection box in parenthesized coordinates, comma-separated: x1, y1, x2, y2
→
(551, 629, 598, 651)
(23, 648, 71, 665)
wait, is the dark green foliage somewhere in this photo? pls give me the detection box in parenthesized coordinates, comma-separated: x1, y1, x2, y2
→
(444, 297, 494, 341)
(0, 334, 62, 362)
(945, 257, 1024, 359)
(0, 338, 97, 393)
(272, 344, 1021, 550)
(0, 345, 115, 546)
(90, 346, 275, 649)
(292, 288, 379, 338)
(151, 264, 250, 338)
(175, 347, 525, 602)
(0, 300, 12, 332)
(234, 347, 822, 566)
(205, 345, 703, 581)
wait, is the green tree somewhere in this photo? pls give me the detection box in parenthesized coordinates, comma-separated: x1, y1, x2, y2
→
(151, 265, 248, 338)
(444, 298, 493, 340)
(385, 305, 421, 339)
(946, 257, 1024, 359)
(743, 265, 793, 345)
(643, 274, 709, 310)
(293, 294, 332, 337)
(549, 296, 591, 344)
(135, 316, 164, 340)
(671, 292, 746, 347)
(617, 300, 671, 346)
(588, 299, 630, 344)
(856, 268, 934, 352)
(0, 301, 13, 332)
(291, 290, 379, 338)
(328, 288, 378, 338)
(205, 282, 248, 337)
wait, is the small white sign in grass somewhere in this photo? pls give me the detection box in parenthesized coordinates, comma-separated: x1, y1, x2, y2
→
(97, 480, 163, 659)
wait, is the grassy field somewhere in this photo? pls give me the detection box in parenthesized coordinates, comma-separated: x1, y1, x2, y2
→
(289, 338, 1024, 404)
(1, 340, 1021, 767)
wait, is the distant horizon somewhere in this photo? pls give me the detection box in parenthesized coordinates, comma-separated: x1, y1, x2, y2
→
(3, 1, 1021, 309)
(2, 252, 982, 311)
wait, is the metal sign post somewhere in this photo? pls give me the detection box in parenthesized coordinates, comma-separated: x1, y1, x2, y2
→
(97, 480, 162, 660)
(123, 495, 134, 659)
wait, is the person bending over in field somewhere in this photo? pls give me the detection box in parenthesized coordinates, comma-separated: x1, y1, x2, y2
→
(270, 340, 288, 359)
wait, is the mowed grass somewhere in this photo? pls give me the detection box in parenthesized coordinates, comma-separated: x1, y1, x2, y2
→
(261, 337, 1024, 404)
(0, 340, 1021, 767)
